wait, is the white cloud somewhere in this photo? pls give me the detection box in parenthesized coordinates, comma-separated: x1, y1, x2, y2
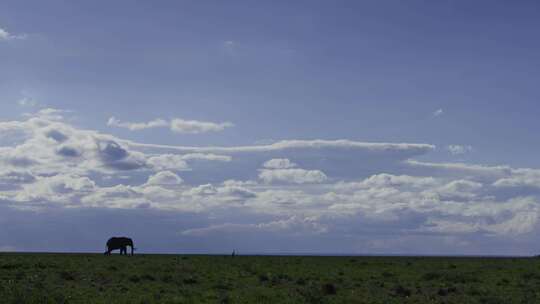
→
(493, 168, 540, 189)
(186, 184, 218, 196)
(107, 117, 168, 131)
(427, 179, 483, 200)
(127, 139, 435, 155)
(146, 153, 231, 171)
(0, 28, 9, 40)
(170, 118, 233, 134)
(147, 154, 189, 171)
(80, 184, 146, 209)
(405, 160, 511, 179)
(0, 110, 160, 175)
(146, 171, 183, 186)
(259, 159, 327, 184)
(484, 209, 539, 235)
(355, 173, 437, 189)
(0, 170, 36, 185)
(25, 108, 67, 121)
(3, 107, 540, 250)
(448, 145, 473, 155)
(263, 158, 297, 169)
(0, 27, 25, 41)
(13, 174, 96, 206)
(108, 117, 233, 134)
(180, 153, 232, 162)
(259, 168, 328, 184)
(421, 197, 540, 236)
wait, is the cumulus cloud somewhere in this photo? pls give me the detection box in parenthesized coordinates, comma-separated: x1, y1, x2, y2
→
(146, 171, 183, 186)
(2, 108, 540, 254)
(97, 140, 146, 171)
(428, 179, 483, 201)
(493, 168, 540, 189)
(0, 109, 235, 178)
(354, 173, 437, 189)
(108, 117, 233, 134)
(12, 174, 97, 206)
(259, 168, 328, 184)
(146, 154, 189, 171)
(258, 158, 327, 184)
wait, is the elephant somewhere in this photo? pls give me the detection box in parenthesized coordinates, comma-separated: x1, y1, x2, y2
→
(104, 237, 135, 256)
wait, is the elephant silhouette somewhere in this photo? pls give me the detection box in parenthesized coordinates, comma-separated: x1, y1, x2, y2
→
(104, 237, 135, 256)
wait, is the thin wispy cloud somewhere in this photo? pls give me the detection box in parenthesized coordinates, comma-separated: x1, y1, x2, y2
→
(170, 118, 233, 134)
(107, 117, 168, 131)
(432, 109, 444, 117)
(108, 117, 233, 134)
(125, 139, 434, 155)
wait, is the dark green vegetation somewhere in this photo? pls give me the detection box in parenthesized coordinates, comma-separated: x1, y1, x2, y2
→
(0, 253, 539, 303)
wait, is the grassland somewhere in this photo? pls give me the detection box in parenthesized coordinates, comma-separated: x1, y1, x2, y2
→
(0, 253, 539, 303)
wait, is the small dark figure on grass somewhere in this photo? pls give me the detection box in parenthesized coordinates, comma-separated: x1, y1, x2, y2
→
(104, 237, 135, 256)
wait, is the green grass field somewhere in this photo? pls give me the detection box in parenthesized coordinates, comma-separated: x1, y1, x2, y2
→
(0, 253, 539, 303)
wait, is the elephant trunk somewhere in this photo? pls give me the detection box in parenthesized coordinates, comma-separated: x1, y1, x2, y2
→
(129, 240, 134, 256)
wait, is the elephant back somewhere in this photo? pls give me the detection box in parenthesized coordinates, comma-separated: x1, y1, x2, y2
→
(107, 237, 132, 247)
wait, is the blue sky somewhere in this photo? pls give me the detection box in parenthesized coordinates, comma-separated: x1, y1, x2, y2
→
(1, 1, 540, 255)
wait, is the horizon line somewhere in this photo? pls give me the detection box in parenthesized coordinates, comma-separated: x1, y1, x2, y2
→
(0, 251, 535, 258)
